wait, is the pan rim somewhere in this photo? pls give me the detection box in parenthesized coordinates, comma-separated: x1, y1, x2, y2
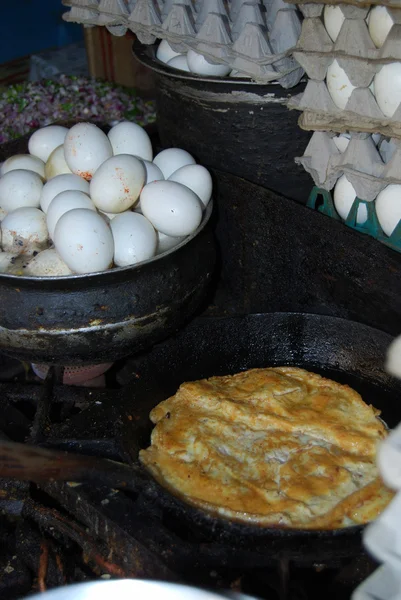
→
(134, 311, 395, 539)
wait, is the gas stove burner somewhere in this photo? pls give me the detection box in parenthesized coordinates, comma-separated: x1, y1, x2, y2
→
(31, 363, 113, 387)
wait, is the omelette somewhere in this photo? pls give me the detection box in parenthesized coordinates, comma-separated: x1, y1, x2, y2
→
(139, 367, 393, 529)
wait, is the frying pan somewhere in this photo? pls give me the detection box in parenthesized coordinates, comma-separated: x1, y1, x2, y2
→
(1, 313, 400, 564)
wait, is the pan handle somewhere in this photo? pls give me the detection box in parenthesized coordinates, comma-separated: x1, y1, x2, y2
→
(0, 440, 147, 494)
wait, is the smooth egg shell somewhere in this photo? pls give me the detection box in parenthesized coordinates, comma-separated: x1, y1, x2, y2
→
(156, 40, 181, 64)
(111, 212, 157, 266)
(167, 55, 190, 72)
(168, 164, 212, 207)
(1, 154, 45, 179)
(333, 175, 367, 225)
(64, 123, 113, 181)
(140, 180, 203, 237)
(323, 5, 345, 42)
(326, 60, 356, 110)
(153, 148, 196, 179)
(46, 190, 95, 239)
(0, 169, 43, 212)
(368, 6, 394, 48)
(187, 49, 231, 76)
(374, 63, 401, 118)
(108, 122, 153, 161)
(54, 208, 114, 274)
(157, 231, 186, 254)
(28, 126, 68, 163)
(90, 154, 146, 213)
(376, 184, 401, 237)
(45, 145, 72, 180)
(40, 173, 90, 213)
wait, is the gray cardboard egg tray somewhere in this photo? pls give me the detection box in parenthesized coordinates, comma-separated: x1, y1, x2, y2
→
(296, 131, 401, 200)
(286, 4, 401, 137)
(61, 0, 304, 88)
(289, 4, 401, 137)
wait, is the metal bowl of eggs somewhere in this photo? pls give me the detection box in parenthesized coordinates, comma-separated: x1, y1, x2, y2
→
(0, 122, 215, 364)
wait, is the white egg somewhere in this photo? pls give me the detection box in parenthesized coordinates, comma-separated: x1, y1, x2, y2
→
(368, 6, 394, 48)
(333, 175, 367, 225)
(376, 184, 401, 237)
(25, 248, 72, 277)
(90, 154, 146, 213)
(40, 173, 90, 213)
(142, 160, 164, 184)
(374, 63, 401, 118)
(46, 190, 95, 240)
(326, 60, 356, 110)
(1, 207, 48, 254)
(167, 55, 191, 72)
(157, 231, 186, 254)
(54, 209, 114, 274)
(108, 121, 153, 161)
(111, 212, 157, 267)
(187, 49, 231, 77)
(332, 134, 351, 153)
(156, 39, 181, 64)
(28, 126, 68, 163)
(1, 154, 45, 179)
(0, 169, 43, 212)
(168, 164, 212, 207)
(140, 180, 203, 237)
(153, 148, 196, 179)
(64, 122, 113, 181)
(323, 5, 345, 42)
(45, 145, 72, 180)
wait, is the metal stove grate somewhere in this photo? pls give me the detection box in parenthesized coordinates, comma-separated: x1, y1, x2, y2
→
(0, 353, 378, 600)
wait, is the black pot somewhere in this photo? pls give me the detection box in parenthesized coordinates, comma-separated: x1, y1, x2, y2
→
(133, 41, 312, 204)
(0, 134, 215, 366)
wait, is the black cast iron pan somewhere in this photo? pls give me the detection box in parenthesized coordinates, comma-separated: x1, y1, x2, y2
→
(1, 313, 400, 564)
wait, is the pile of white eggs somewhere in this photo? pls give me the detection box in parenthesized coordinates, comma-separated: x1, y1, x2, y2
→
(0, 122, 212, 277)
(323, 6, 401, 117)
(156, 39, 249, 79)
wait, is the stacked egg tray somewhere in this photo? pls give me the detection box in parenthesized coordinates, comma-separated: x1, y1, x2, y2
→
(297, 132, 400, 200)
(307, 186, 401, 255)
(286, 3, 401, 137)
(298, 131, 401, 254)
(61, 0, 304, 87)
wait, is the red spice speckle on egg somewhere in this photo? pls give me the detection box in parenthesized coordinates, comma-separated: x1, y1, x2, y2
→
(77, 171, 92, 181)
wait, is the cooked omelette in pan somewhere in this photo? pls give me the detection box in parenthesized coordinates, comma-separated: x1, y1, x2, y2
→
(139, 367, 393, 529)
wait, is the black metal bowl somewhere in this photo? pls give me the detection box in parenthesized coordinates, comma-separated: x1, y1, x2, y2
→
(132, 40, 312, 204)
(0, 133, 216, 365)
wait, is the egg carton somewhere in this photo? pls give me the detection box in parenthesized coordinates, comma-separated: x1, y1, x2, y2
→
(294, 9, 401, 77)
(297, 131, 401, 200)
(286, 5, 401, 136)
(288, 78, 401, 139)
(307, 187, 401, 256)
(61, 0, 304, 88)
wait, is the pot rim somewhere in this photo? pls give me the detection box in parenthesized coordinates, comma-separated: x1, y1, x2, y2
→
(132, 38, 292, 89)
(0, 200, 213, 283)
